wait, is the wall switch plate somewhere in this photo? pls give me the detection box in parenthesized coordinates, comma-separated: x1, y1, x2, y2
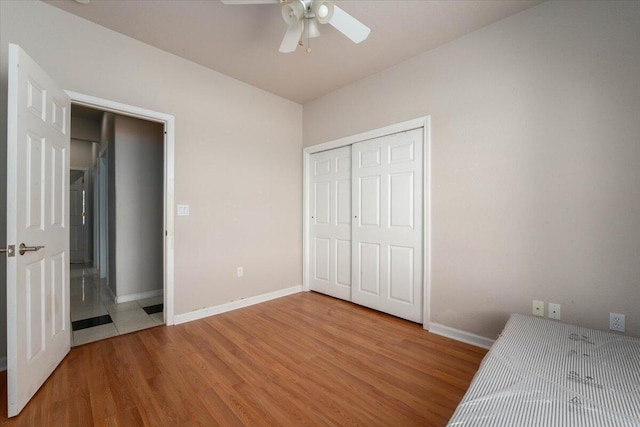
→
(533, 300, 544, 317)
(610, 313, 625, 332)
(177, 204, 190, 216)
(237, 267, 243, 278)
(548, 303, 561, 320)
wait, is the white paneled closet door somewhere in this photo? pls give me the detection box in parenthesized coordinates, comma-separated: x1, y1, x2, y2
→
(309, 146, 352, 301)
(351, 129, 423, 322)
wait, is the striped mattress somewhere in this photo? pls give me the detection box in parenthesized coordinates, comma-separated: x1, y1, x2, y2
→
(448, 314, 640, 426)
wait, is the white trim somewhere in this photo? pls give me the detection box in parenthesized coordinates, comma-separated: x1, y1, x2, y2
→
(302, 116, 431, 326)
(115, 288, 163, 304)
(66, 90, 176, 325)
(429, 322, 495, 350)
(174, 286, 302, 325)
(302, 148, 310, 293)
(303, 117, 427, 155)
(422, 117, 432, 329)
(0, 357, 6, 372)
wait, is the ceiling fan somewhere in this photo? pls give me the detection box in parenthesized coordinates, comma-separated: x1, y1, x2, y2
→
(220, 0, 371, 53)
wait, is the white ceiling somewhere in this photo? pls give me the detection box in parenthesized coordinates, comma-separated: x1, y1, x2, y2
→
(44, 0, 542, 104)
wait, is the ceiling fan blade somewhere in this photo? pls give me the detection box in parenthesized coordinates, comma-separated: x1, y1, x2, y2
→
(328, 5, 370, 44)
(220, 0, 282, 4)
(279, 21, 303, 53)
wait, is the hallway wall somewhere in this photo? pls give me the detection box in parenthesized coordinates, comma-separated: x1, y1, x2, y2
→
(113, 114, 164, 300)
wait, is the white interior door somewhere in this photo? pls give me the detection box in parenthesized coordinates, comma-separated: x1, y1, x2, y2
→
(6, 43, 71, 417)
(70, 171, 87, 263)
(309, 146, 352, 301)
(351, 129, 423, 322)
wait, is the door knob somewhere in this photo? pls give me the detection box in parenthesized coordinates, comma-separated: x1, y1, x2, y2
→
(19, 243, 45, 256)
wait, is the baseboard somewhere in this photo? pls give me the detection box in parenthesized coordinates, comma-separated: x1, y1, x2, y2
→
(174, 285, 302, 325)
(116, 288, 163, 304)
(0, 356, 6, 372)
(428, 322, 495, 350)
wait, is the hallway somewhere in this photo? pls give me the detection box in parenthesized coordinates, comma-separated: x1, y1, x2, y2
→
(71, 264, 164, 346)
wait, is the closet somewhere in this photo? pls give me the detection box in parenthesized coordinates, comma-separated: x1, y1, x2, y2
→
(308, 128, 424, 323)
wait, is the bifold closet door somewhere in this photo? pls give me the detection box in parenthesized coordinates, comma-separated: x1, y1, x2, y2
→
(351, 129, 423, 323)
(309, 146, 352, 301)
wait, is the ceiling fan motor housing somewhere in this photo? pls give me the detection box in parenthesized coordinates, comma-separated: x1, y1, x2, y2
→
(222, 0, 370, 53)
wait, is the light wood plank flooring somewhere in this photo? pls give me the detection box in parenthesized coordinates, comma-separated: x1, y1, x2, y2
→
(1, 292, 487, 426)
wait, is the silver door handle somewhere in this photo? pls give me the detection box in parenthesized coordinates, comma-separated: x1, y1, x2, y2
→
(19, 243, 45, 256)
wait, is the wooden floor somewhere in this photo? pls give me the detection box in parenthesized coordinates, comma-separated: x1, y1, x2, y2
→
(0, 292, 487, 426)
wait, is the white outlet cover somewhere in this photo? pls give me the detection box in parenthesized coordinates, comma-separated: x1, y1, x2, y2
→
(609, 313, 625, 332)
(532, 300, 544, 317)
(548, 303, 561, 320)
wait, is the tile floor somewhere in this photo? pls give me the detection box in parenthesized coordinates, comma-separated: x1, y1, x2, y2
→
(71, 264, 163, 346)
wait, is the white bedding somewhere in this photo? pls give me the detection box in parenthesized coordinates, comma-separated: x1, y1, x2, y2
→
(448, 314, 640, 426)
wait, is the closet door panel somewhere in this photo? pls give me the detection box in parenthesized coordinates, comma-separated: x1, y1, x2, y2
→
(309, 146, 352, 301)
(351, 129, 423, 322)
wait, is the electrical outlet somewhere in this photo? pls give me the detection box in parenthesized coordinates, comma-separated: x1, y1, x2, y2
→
(548, 303, 561, 320)
(532, 300, 544, 317)
(610, 313, 625, 332)
(237, 267, 243, 278)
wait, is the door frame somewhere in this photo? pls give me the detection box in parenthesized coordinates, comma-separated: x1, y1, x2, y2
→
(95, 152, 108, 279)
(69, 167, 90, 264)
(302, 116, 431, 329)
(67, 91, 176, 325)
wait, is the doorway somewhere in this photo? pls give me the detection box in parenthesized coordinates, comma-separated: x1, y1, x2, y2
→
(5, 43, 176, 417)
(67, 94, 175, 346)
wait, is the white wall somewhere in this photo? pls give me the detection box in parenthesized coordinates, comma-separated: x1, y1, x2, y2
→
(0, 0, 303, 359)
(304, 1, 640, 338)
(114, 114, 164, 299)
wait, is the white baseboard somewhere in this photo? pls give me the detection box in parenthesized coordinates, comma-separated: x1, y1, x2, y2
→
(116, 288, 163, 304)
(0, 356, 6, 372)
(174, 285, 302, 325)
(429, 322, 495, 350)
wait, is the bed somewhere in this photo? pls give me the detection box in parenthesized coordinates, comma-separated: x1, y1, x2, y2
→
(448, 314, 640, 426)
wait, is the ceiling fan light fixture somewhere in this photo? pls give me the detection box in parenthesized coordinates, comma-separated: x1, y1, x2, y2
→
(312, 1, 334, 24)
(281, 2, 304, 26)
(306, 18, 321, 38)
(222, 0, 369, 53)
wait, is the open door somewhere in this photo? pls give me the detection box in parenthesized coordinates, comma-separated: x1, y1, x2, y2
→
(6, 43, 71, 417)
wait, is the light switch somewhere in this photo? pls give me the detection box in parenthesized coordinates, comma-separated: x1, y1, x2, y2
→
(177, 204, 190, 216)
